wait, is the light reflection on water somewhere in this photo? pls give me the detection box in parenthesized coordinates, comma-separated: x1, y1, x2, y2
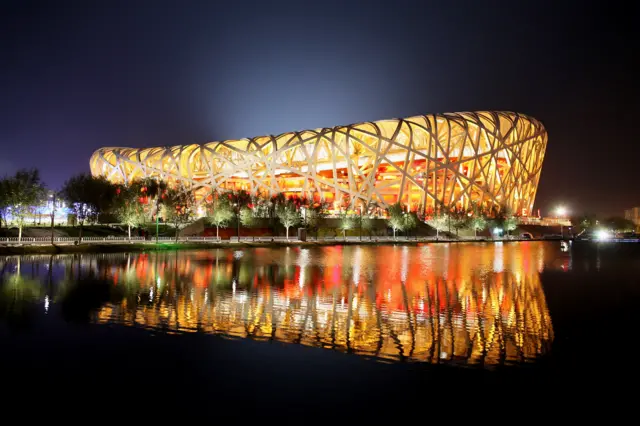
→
(0, 242, 568, 367)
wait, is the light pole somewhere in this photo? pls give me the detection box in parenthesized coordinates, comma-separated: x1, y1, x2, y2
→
(235, 202, 240, 241)
(402, 211, 407, 240)
(154, 190, 160, 244)
(49, 192, 57, 245)
(301, 206, 307, 241)
(359, 205, 362, 241)
(232, 191, 242, 241)
(556, 206, 568, 239)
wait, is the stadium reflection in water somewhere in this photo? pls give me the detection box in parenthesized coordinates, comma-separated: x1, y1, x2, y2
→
(2, 242, 563, 367)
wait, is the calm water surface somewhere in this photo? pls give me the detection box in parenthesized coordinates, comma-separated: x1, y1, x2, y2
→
(0, 242, 574, 368)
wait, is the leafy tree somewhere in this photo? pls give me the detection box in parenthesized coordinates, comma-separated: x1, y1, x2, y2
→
(232, 189, 252, 208)
(504, 215, 518, 236)
(469, 214, 488, 238)
(270, 192, 286, 216)
(302, 201, 328, 239)
(256, 192, 284, 232)
(217, 189, 252, 236)
(402, 211, 418, 237)
(239, 206, 256, 227)
(303, 208, 321, 237)
(361, 215, 375, 239)
(337, 211, 356, 239)
(250, 195, 272, 219)
(137, 177, 168, 222)
(427, 213, 449, 240)
(0, 169, 46, 242)
(276, 202, 301, 240)
(450, 208, 469, 236)
(575, 214, 597, 230)
(61, 174, 117, 243)
(602, 217, 636, 233)
(490, 205, 517, 237)
(164, 185, 195, 242)
(360, 201, 380, 239)
(0, 177, 9, 229)
(363, 201, 382, 217)
(115, 185, 146, 240)
(239, 207, 258, 241)
(208, 195, 234, 239)
(467, 202, 489, 238)
(386, 203, 417, 239)
(387, 203, 405, 239)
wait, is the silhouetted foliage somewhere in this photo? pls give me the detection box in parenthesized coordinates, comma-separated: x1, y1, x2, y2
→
(61, 173, 118, 242)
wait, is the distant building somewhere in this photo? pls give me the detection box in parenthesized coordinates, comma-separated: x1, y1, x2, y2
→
(624, 207, 640, 228)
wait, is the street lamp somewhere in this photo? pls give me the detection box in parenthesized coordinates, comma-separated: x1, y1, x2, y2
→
(556, 206, 568, 239)
(358, 205, 363, 241)
(301, 206, 307, 241)
(233, 191, 245, 241)
(49, 192, 57, 245)
(234, 202, 240, 241)
(402, 211, 407, 240)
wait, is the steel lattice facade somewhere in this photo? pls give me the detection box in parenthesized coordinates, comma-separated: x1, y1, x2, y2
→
(90, 111, 547, 215)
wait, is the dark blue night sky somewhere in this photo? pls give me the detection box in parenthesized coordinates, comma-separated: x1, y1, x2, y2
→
(0, 0, 636, 215)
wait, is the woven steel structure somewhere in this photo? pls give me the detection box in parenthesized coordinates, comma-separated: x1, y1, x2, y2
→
(90, 111, 547, 214)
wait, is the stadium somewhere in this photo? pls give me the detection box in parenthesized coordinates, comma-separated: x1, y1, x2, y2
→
(90, 111, 547, 216)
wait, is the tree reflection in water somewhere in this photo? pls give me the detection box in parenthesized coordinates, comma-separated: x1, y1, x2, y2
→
(0, 243, 560, 367)
(0, 258, 44, 328)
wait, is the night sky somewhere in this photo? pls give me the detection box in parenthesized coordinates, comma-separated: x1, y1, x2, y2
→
(1, 0, 637, 216)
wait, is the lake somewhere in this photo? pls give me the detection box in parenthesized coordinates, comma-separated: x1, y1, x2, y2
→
(1, 241, 638, 414)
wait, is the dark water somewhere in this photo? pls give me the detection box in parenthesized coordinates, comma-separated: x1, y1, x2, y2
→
(1, 241, 639, 413)
(2, 242, 564, 363)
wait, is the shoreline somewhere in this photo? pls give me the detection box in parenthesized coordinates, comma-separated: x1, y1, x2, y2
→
(0, 237, 553, 255)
